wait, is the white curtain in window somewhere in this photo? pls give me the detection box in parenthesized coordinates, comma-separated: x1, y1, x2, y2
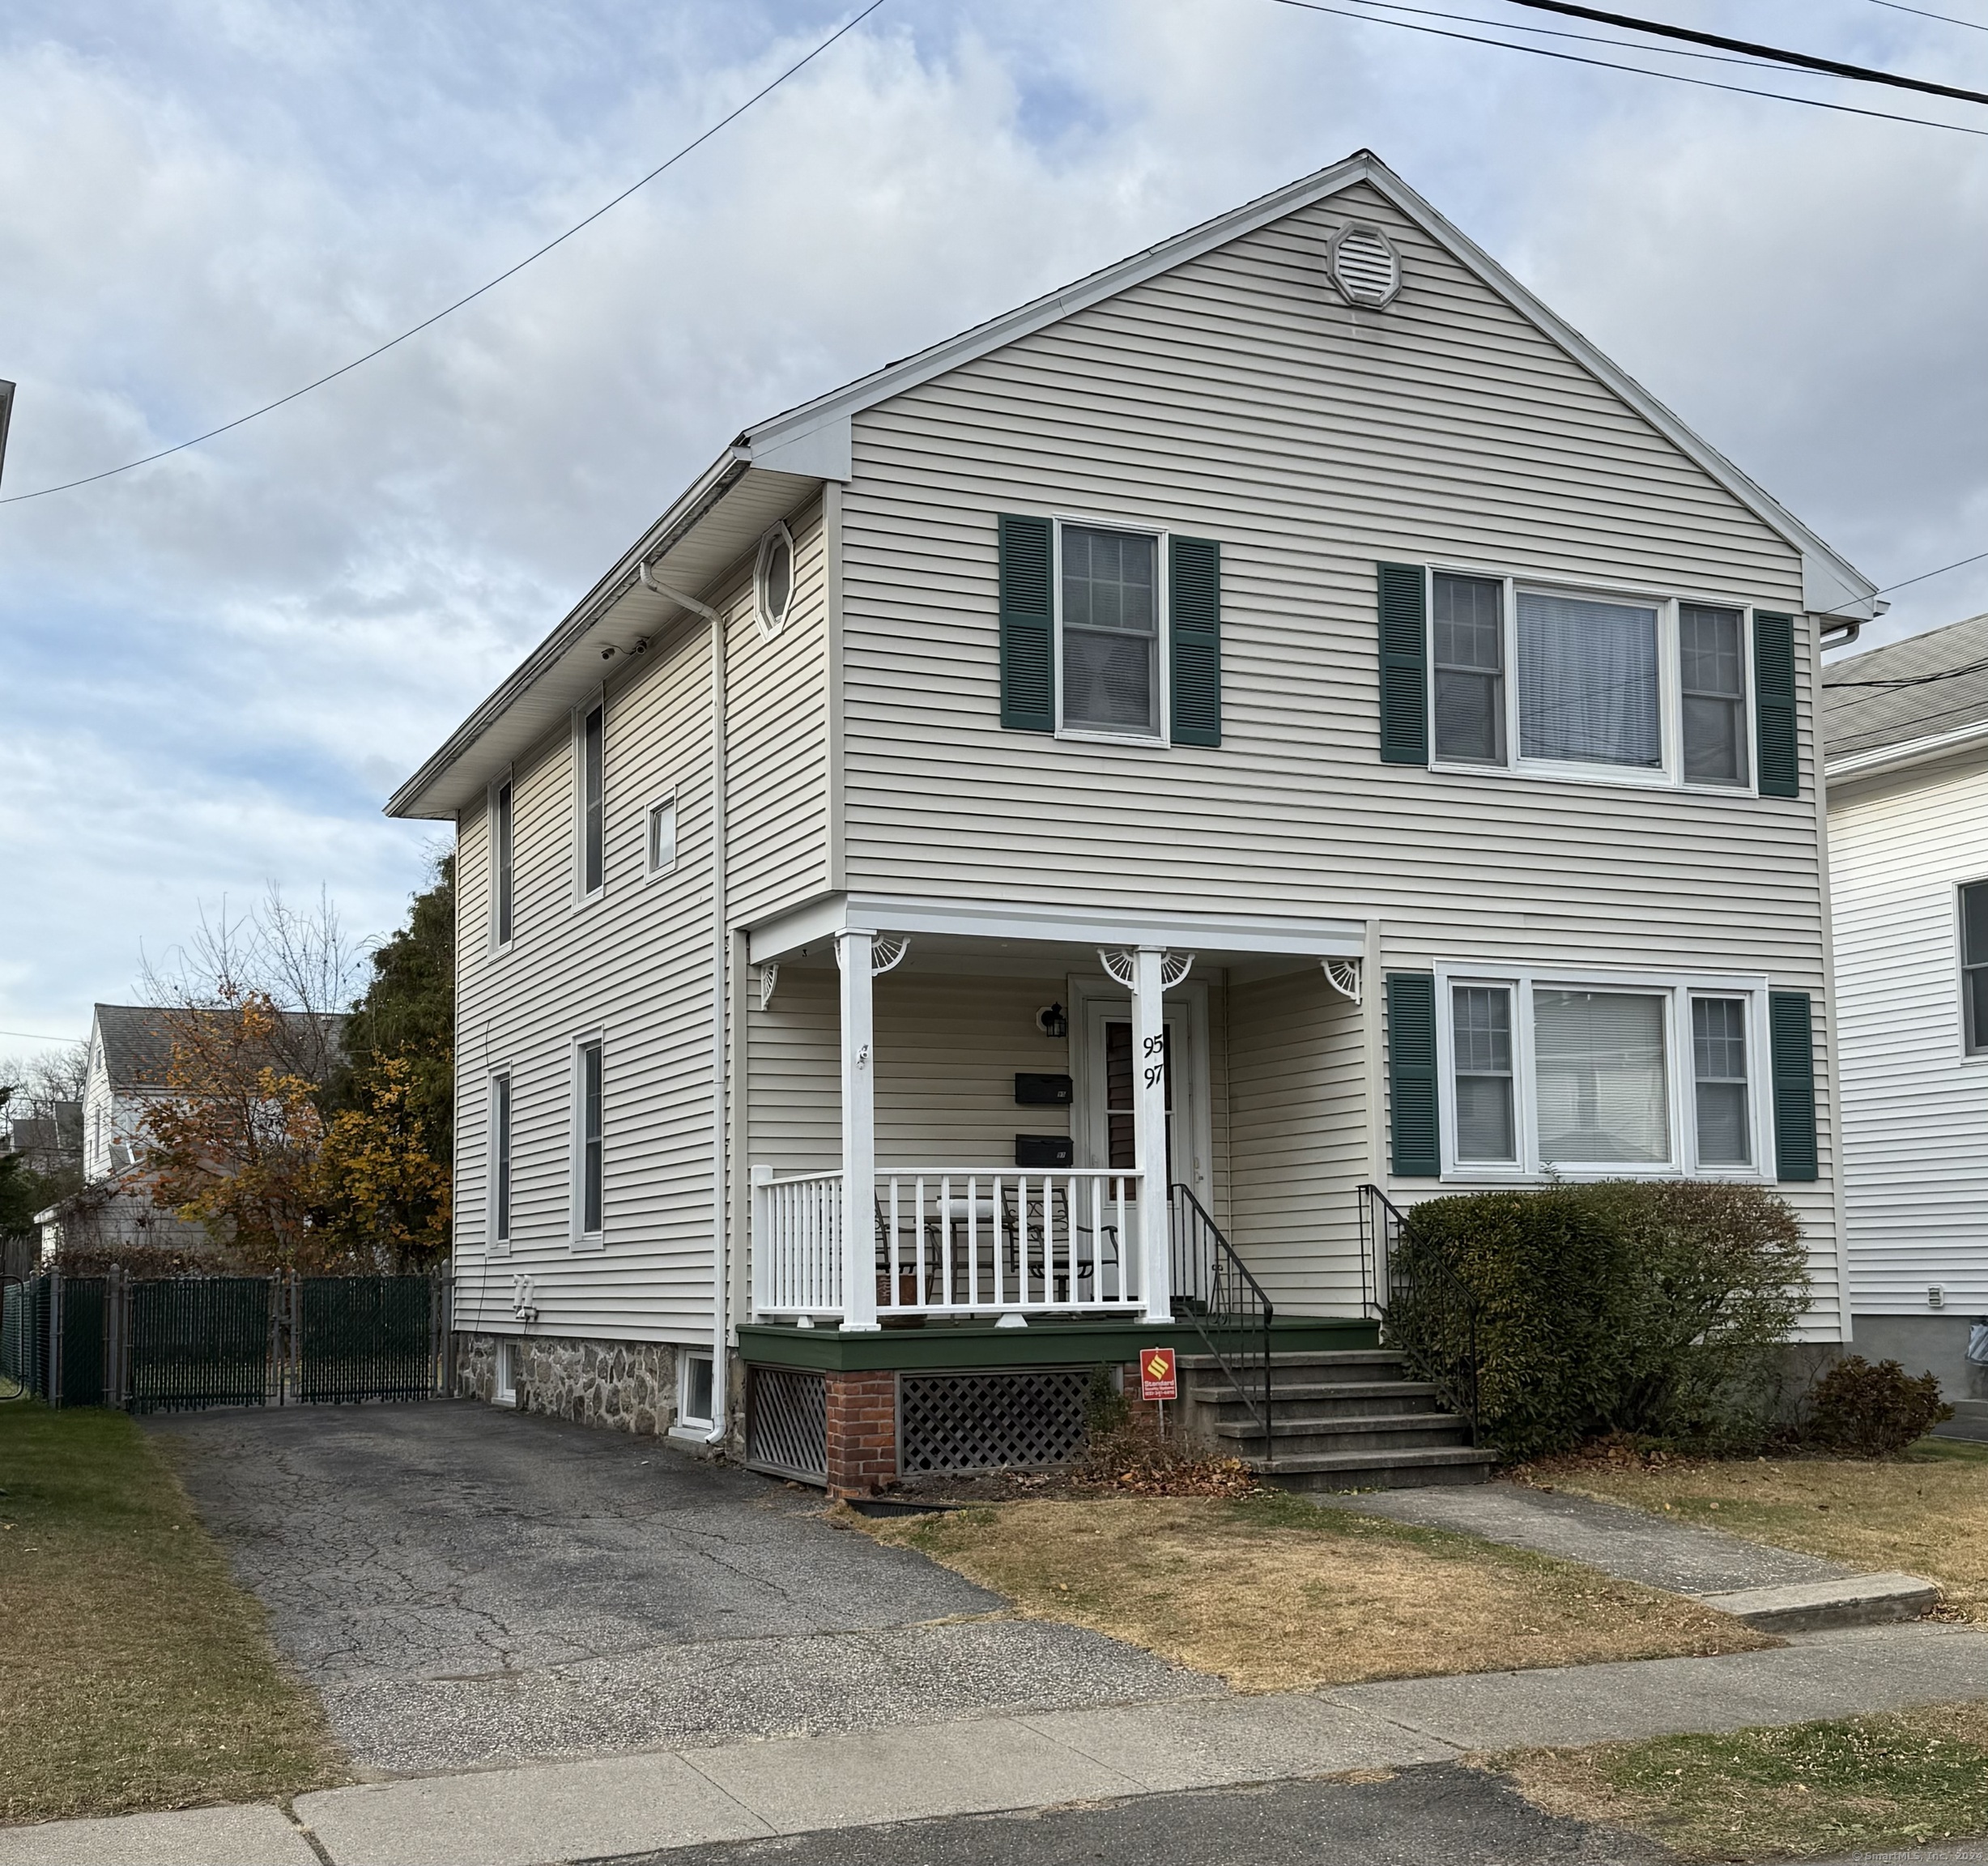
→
(1517, 592, 1661, 768)
(1534, 989, 1669, 1163)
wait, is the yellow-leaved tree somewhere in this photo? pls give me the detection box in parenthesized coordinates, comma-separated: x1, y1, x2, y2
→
(312, 1054, 452, 1270)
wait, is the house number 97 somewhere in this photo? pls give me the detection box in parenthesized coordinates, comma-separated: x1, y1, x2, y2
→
(1143, 1032, 1166, 1088)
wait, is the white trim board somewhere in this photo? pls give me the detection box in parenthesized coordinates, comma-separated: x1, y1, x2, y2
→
(745, 893, 1368, 967)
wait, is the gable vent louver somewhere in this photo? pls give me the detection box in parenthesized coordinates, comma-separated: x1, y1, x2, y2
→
(1327, 222, 1403, 309)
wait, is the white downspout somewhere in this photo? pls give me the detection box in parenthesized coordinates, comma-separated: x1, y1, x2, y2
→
(641, 561, 731, 1442)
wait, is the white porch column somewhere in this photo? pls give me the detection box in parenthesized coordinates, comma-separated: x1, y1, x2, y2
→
(836, 930, 879, 1331)
(1131, 944, 1173, 1324)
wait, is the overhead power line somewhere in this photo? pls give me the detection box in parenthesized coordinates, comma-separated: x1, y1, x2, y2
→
(0, 2, 886, 508)
(1867, 0, 1988, 32)
(1271, 0, 1988, 136)
(1499, 0, 1988, 104)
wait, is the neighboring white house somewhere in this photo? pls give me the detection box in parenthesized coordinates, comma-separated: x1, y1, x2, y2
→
(1825, 614, 1988, 1408)
(36, 1002, 339, 1258)
(390, 151, 1879, 1493)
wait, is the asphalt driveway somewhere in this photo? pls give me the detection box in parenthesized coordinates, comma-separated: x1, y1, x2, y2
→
(151, 1401, 1211, 1774)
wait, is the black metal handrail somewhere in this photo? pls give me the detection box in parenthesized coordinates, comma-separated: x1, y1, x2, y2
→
(1169, 1183, 1275, 1454)
(1357, 1182, 1481, 1441)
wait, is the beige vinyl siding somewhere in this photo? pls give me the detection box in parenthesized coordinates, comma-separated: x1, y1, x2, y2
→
(449, 499, 834, 1344)
(727, 495, 832, 926)
(1228, 969, 1369, 1315)
(1831, 759, 1988, 1311)
(835, 177, 1840, 1332)
(453, 623, 717, 1342)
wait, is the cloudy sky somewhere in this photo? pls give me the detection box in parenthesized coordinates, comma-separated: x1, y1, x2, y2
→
(2, 0, 1986, 1058)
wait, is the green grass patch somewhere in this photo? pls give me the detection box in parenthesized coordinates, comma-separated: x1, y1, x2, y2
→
(1499, 1702, 1988, 1860)
(0, 1402, 343, 1825)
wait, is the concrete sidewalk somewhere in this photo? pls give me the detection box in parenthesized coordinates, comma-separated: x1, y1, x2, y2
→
(6, 1621, 1986, 1866)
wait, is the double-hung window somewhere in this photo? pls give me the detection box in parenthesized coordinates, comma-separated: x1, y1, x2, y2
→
(1436, 969, 1769, 1177)
(579, 701, 605, 898)
(1962, 881, 1988, 1055)
(490, 1071, 513, 1251)
(1061, 524, 1160, 737)
(492, 777, 515, 946)
(1427, 572, 1753, 790)
(573, 1037, 604, 1245)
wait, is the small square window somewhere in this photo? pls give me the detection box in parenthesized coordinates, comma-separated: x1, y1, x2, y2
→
(679, 1353, 714, 1428)
(646, 795, 678, 877)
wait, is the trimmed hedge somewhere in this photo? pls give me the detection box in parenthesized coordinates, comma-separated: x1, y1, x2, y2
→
(1389, 1180, 1809, 1459)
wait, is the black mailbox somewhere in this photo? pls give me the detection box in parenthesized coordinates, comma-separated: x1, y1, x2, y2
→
(1015, 1134, 1074, 1168)
(1015, 1072, 1074, 1106)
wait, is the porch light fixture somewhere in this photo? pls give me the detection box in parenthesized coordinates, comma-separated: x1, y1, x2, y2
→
(1037, 1003, 1067, 1039)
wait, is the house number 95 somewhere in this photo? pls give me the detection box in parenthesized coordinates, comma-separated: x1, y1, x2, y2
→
(1143, 1032, 1166, 1088)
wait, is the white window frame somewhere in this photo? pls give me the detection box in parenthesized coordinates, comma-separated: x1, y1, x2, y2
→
(574, 692, 607, 907)
(1053, 511, 1171, 748)
(1424, 563, 1760, 796)
(569, 1030, 606, 1250)
(755, 520, 797, 640)
(495, 1339, 519, 1407)
(677, 1353, 715, 1429)
(1958, 880, 1988, 1062)
(1432, 962, 1774, 1182)
(489, 769, 517, 951)
(645, 790, 679, 881)
(487, 1068, 513, 1257)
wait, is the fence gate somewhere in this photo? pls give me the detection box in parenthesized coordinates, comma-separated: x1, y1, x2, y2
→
(12, 1271, 453, 1412)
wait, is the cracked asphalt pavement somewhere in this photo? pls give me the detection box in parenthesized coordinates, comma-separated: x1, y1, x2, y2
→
(151, 1401, 1214, 1774)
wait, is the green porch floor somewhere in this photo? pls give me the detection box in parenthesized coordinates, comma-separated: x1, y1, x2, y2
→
(737, 1314, 1379, 1373)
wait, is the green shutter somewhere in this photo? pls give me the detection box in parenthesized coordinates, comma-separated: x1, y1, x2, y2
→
(1755, 612, 1799, 799)
(1169, 535, 1221, 748)
(1386, 972, 1441, 1177)
(998, 513, 1054, 732)
(1377, 563, 1428, 765)
(1769, 990, 1819, 1182)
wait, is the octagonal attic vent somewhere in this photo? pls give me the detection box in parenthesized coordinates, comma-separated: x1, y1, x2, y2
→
(1327, 222, 1403, 309)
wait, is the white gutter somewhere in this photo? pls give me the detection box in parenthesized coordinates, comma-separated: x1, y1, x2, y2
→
(1824, 714, 1988, 787)
(640, 561, 732, 1446)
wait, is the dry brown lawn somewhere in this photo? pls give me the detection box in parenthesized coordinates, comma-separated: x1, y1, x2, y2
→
(1539, 1438, 1988, 1620)
(1496, 1701, 1988, 1860)
(0, 1404, 344, 1826)
(855, 1489, 1772, 1692)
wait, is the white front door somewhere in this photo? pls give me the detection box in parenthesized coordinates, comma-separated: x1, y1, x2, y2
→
(1077, 998, 1208, 1202)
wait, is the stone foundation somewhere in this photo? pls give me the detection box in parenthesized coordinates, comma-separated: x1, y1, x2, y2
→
(458, 1331, 683, 1437)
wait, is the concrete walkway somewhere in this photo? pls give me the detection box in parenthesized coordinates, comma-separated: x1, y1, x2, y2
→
(1313, 1478, 1853, 1595)
(6, 1621, 1986, 1866)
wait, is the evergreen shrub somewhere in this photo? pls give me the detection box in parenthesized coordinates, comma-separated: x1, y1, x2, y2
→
(1805, 1355, 1953, 1456)
(1389, 1180, 1809, 1459)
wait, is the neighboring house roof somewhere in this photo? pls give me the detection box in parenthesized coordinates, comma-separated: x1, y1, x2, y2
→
(1823, 613, 1988, 782)
(2, 1102, 83, 1159)
(91, 1003, 347, 1089)
(387, 147, 1879, 823)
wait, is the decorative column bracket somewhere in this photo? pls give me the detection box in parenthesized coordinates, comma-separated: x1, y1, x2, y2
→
(871, 934, 910, 976)
(1097, 948, 1194, 989)
(1322, 957, 1362, 1003)
(756, 963, 780, 1012)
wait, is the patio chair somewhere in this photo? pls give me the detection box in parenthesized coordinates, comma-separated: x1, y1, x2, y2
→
(998, 1181, 1121, 1302)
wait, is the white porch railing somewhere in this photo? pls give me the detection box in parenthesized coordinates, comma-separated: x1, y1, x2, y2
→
(751, 1168, 1144, 1322)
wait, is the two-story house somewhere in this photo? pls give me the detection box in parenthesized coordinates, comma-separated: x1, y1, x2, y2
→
(390, 151, 1878, 1496)
(1824, 614, 1988, 1425)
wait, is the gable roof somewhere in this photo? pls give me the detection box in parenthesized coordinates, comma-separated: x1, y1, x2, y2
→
(388, 148, 1878, 821)
(91, 1003, 347, 1092)
(1824, 612, 1988, 781)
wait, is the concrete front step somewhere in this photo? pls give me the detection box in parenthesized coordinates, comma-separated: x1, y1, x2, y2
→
(1217, 1412, 1475, 1456)
(1177, 1349, 1408, 1383)
(1190, 1379, 1442, 1419)
(1262, 1445, 1500, 1491)
(1698, 1572, 1942, 1634)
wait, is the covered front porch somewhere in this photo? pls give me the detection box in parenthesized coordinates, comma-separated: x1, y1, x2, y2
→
(740, 893, 1377, 1338)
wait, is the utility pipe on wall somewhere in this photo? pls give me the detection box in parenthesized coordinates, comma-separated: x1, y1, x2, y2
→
(639, 561, 730, 1442)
